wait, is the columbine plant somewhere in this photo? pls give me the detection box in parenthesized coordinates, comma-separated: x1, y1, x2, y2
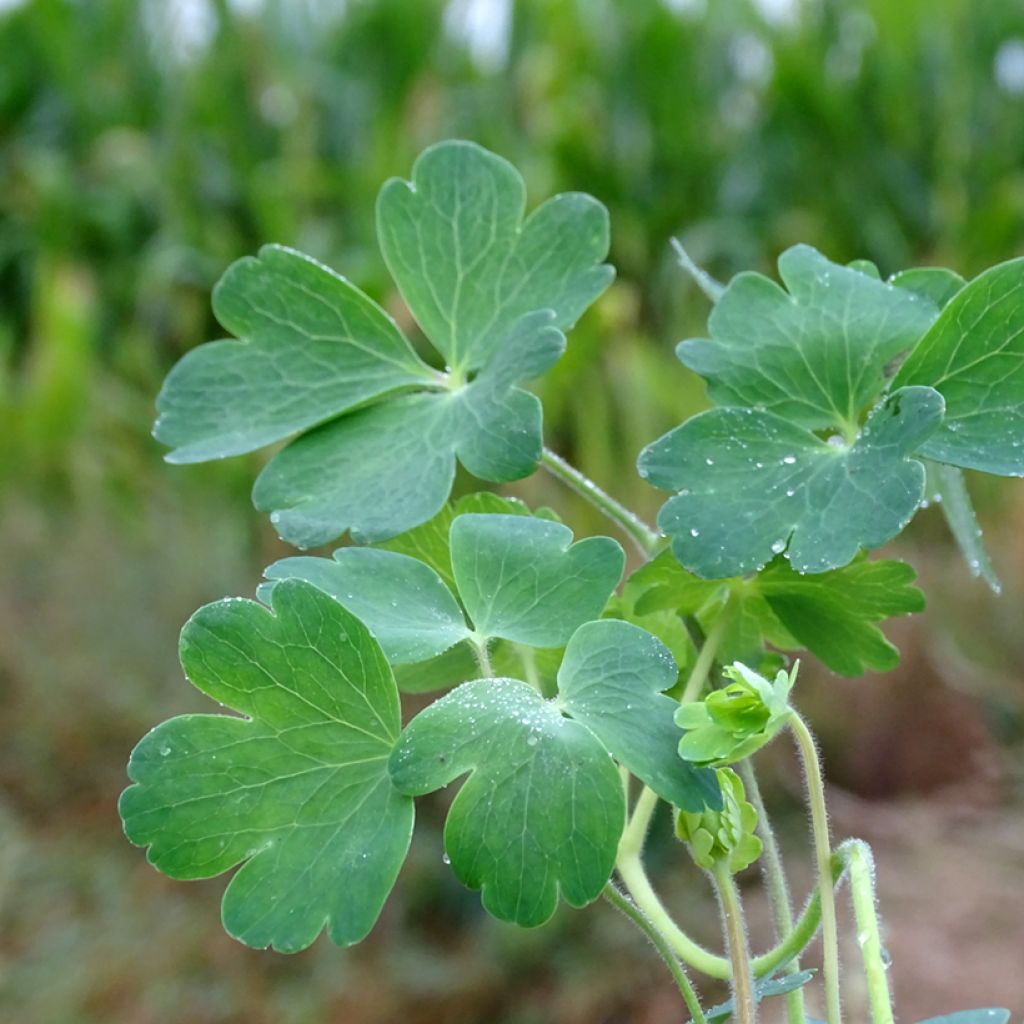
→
(120, 141, 1021, 1024)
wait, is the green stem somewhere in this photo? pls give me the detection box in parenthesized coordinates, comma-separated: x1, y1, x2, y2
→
(738, 759, 807, 1024)
(790, 713, 842, 1024)
(680, 600, 731, 703)
(604, 883, 708, 1023)
(712, 862, 757, 1024)
(846, 840, 895, 1024)
(670, 238, 725, 303)
(472, 637, 494, 678)
(540, 447, 661, 558)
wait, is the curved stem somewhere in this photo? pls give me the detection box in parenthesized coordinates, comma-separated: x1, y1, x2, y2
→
(738, 759, 807, 1024)
(712, 862, 757, 1024)
(540, 447, 661, 558)
(846, 840, 895, 1024)
(604, 883, 708, 1023)
(790, 713, 842, 1024)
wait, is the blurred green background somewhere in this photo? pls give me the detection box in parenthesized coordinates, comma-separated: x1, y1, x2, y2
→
(2, 0, 1024, 1020)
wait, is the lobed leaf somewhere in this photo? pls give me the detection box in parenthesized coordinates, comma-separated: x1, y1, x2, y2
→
(893, 257, 1024, 475)
(119, 580, 414, 953)
(679, 245, 939, 435)
(377, 140, 614, 371)
(557, 620, 719, 811)
(154, 245, 435, 463)
(450, 513, 624, 647)
(388, 678, 624, 926)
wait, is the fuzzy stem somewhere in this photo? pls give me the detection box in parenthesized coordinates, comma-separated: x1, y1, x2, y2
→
(846, 840, 895, 1024)
(671, 238, 726, 303)
(790, 713, 842, 1024)
(738, 759, 807, 1024)
(712, 862, 757, 1024)
(604, 883, 708, 1023)
(680, 601, 731, 703)
(472, 637, 494, 678)
(540, 447, 661, 558)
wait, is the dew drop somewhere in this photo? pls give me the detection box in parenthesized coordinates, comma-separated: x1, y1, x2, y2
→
(442, 853, 451, 866)
(782, 455, 797, 465)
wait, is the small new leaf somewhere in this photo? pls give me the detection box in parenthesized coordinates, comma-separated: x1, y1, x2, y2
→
(388, 678, 624, 926)
(119, 580, 414, 953)
(557, 620, 721, 811)
(640, 386, 944, 576)
(676, 663, 795, 767)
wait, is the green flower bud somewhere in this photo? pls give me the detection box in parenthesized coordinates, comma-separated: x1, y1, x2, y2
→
(675, 767, 762, 873)
(675, 661, 797, 767)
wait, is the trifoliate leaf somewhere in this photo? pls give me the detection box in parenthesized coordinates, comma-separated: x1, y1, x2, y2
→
(893, 258, 1024, 475)
(925, 462, 1001, 594)
(377, 140, 614, 372)
(388, 678, 624, 926)
(675, 767, 761, 873)
(154, 246, 437, 463)
(678, 245, 939, 436)
(156, 141, 613, 547)
(119, 580, 414, 953)
(676, 663, 795, 767)
(631, 552, 924, 677)
(639, 385, 944, 577)
(557, 620, 720, 812)
(450, 514, 624, 647)
(262, 513, 623, 670)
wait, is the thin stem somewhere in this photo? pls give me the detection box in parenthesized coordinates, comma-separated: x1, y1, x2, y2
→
(671, 237, 725, 303)
(712, 862, 757, 1024)
(738, 759, 807, 1024)
(790, 713, 842, 1024)
(680, 600, 731, 703)
(846, 841, 895, 1024)
(472, 637, 494, 678)
(540, 447, 661, 558)
(604, 883, 708, 1024)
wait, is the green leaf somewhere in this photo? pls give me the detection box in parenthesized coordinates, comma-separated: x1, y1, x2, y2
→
(392, 642, 481, 694)
(679, 245, 939, 435)
(631, 552, 924, 677)
(701, 969, 816, 1024)
(890, 267, 965, 308)
(154, 245, 435, 463)
(260, 547, 470, 663)
(157, 142, 613, 547)
(925, 462, 1001, 593)
(377, 139, 614, 372)
(639, 386, 944, 576)
(756, 556, 924, 675)
(916, 1012, 1010, 1024)
(557, 620, 720, 811)
(451, 514, 624, 647)
(893, 258, 1024, 474)
(388, 678, 624, 926)
(119, 580, 414, 953)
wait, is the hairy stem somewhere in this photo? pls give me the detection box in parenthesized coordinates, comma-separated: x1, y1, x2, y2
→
(670, 238, 725, 303)
(738, 759, 807, 1024)
(472, 637, 494, 678)
(790, 713, 842, 1024)
(604, 883, 708, 1023)
(713, 862, 757, 1024)
(540, 447, 661, 558)
(846, 840, 895, 1024)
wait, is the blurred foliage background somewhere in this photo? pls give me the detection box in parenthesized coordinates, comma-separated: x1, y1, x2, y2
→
(2, 0, 1024, 1020)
